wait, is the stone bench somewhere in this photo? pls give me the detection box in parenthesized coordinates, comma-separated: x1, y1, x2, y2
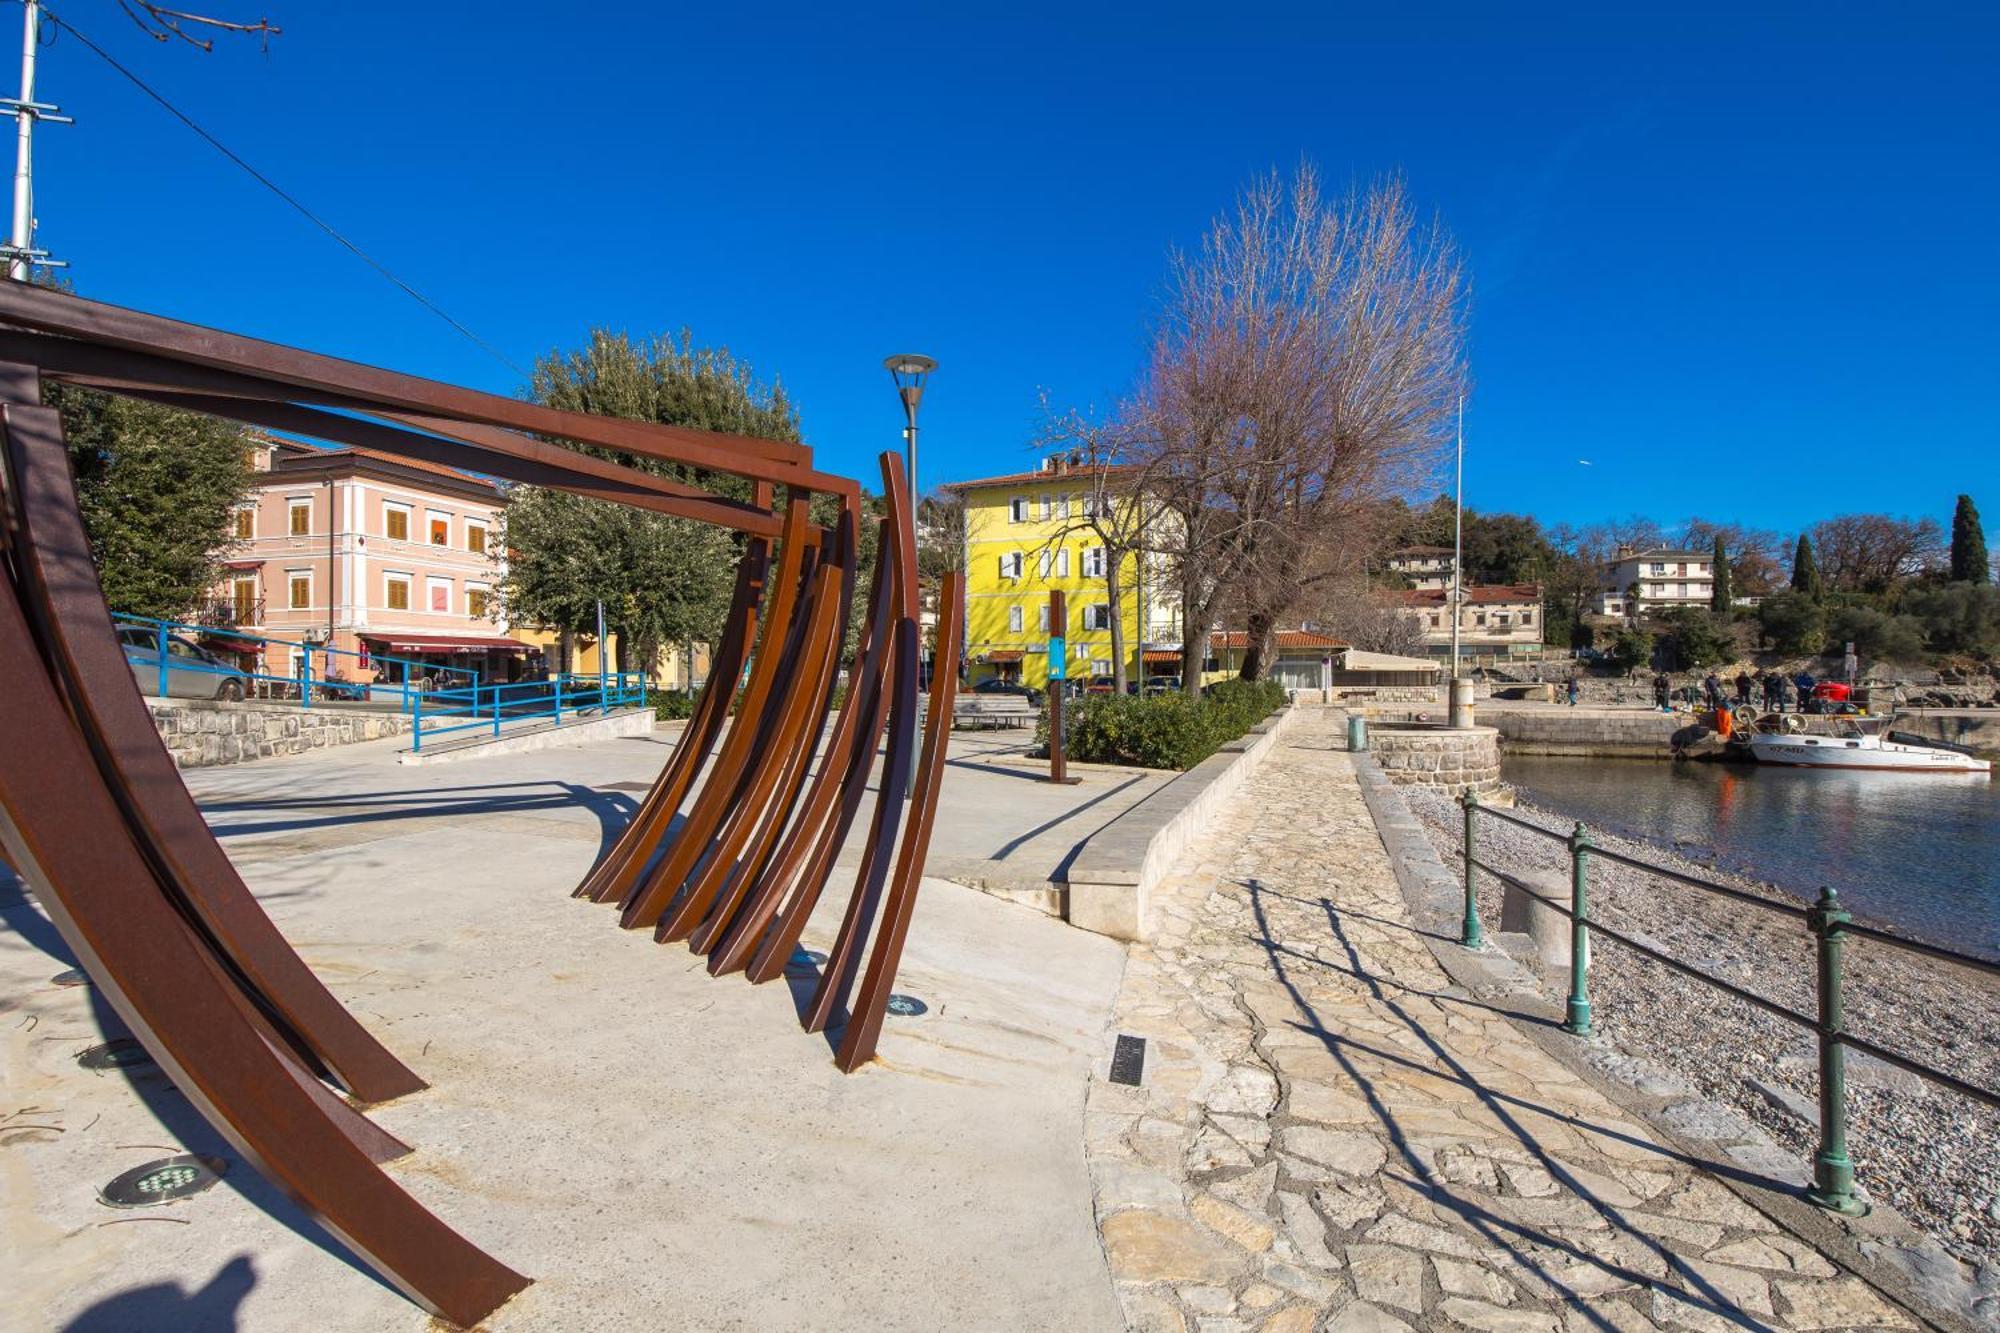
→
(953, 697, 1039, 729)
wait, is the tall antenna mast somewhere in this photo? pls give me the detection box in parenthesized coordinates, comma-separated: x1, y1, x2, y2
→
(1450, 393, 1464, 678)
(4, 0, 71, 281)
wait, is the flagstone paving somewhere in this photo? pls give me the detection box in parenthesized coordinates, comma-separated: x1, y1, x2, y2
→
(1084, 710, 1916, 1332)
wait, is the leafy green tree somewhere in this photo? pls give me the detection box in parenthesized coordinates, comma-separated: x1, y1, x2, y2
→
(1709, 535, 1731, 620)
(501, 329, 804, 676)
(1658, 607, 1733, 670)
(1755, 592, 1826, 655)
(1907, 582, 2000, 658)
(1790, 533, 1823, 602)
(1825, 605, 1926, 663)
(1607, 626, 1653, 674)
(47, 383, 252, 620)
(1950, 494, 1990, 585)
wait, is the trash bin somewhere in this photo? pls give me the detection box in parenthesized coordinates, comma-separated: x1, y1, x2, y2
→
(1346, 715, 1367, 752)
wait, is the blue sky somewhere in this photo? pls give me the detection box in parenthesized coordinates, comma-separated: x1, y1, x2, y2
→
(29, 2, 1998, 538)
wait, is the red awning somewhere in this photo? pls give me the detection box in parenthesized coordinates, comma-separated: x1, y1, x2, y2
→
(986, 649, 1025, 663)
(365, 634, 531, 655)
(1142, 650, 1180, 664)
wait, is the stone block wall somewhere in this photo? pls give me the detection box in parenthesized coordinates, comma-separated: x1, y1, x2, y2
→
(147, 700, 411, 769)
(1484, 708, 1682, 758)
(1366, 724, 1501, 794)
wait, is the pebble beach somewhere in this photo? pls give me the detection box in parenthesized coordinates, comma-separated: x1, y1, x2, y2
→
(1402, 785, 2000, 1277)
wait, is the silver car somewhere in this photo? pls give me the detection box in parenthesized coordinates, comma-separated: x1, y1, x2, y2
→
(118, 624, 250, 701)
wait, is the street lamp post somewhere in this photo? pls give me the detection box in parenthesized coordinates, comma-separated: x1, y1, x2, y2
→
(884, 354, 936, 797)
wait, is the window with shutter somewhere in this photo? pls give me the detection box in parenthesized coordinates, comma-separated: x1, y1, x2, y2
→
(1008, 605, 1023, 633)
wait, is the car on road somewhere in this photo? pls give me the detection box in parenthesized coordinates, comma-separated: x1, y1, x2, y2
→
(1083, 674, 1118, 695)
(971, 676, 1043, 706)
(1142, 674, 1182, 696)
(117, 624, 251, 701)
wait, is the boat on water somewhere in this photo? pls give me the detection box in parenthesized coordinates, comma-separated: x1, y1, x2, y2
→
(1747, 722, 1992, 774)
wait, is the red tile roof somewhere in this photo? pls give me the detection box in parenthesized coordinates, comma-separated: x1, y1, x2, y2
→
(1398, 583, 1542, 606)
(1208, 630, 1347, 650)
(943, 463, 1139, 491)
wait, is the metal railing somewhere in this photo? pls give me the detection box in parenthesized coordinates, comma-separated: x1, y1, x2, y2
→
(192, 595, 264, 627)
(112, 614, 474, 709)
(1457, 789, 2000, 1216)
(409, 672, 649, 751)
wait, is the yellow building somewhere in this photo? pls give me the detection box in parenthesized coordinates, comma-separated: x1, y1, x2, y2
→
(946, 456, 1177, 690)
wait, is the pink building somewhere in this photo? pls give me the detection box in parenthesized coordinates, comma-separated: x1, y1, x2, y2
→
(211, 438, 530, 686)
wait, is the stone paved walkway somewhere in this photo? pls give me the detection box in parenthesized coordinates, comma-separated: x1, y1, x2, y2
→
(1085, 711, 1916, 1333)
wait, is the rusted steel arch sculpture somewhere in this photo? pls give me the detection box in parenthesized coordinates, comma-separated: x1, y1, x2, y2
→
(0, 284, 964, 1327)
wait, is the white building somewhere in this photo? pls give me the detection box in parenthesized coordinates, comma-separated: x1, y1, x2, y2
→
(1400, 584, 1544, 654)
(1384, 545, 1455, 591)
(1595, 547, 1715, 617)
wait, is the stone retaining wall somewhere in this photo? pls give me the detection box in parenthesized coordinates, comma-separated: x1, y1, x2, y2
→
(1485, 706, 1684, 758)
(1365, 723, 1502, 794)
(1058, 705, 1299, 942)
(148, 699, 411, 769)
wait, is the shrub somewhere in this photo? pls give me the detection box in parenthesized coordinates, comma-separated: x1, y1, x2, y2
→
(1656, 608, 1733, 670)
(1905, 582, 2000, 658)
(1037, 678, 1286, 770)
(1756, 591, 1826, 655)
(653, 690, 698, 721)
(1824, 605, 1927, 663)
(1607, 627, 1653, 673)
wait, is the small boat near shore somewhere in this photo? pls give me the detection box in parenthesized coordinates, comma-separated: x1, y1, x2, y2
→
(1747, 725, 1992, 774)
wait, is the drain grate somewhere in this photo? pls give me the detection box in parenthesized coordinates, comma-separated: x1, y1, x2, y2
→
(99, 1154, 227, 1208)
(1109, 1034, 1147, 1086)
(50, 968, 89, 988)
(885, 994, 928, 1017)
(77, 1038, 153, 1071)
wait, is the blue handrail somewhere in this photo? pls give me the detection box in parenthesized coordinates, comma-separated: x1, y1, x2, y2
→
(112, 613, 480, 709)
(407, 672, 649, 751)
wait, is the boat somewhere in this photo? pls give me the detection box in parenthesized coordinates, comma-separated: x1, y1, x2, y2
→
(1747, 722, 1992, 774)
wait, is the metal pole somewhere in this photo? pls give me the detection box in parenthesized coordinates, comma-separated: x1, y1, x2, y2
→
(1460, 789, 1483, 948)
(8, 1, 38, 282)
(1045, 589, 1077, 784)
(1563, 821, 1592, 1035)
(596, 599, 607, 694)
(1807, 887, 1866, 1215)
(904, 408, 921, 798)
(1451, 393, 1464, 679)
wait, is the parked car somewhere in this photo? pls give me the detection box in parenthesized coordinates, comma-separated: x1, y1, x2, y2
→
(972, 676, 1043, 706)
(1142, 674, 1182, 696)
(1083, 674, 1118, 695)
(117, 624, 250, 701)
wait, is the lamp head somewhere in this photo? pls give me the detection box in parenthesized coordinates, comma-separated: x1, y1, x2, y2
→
(883, 353, 937, 418)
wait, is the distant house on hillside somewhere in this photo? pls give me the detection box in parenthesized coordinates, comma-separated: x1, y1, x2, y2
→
(1384, 545, 1455, 590)
(1399, 583, 1543, 656)
(1594, 546, 1714, 617)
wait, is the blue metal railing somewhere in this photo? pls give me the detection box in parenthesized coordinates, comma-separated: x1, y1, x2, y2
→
(111, 614, 476, 709)
(408, 672, 649, 751)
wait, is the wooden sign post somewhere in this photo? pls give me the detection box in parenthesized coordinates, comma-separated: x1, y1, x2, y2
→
(1045, 589, 1079, 784)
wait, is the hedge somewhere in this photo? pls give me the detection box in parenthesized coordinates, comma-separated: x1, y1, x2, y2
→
(1036, 677, 1287, 770)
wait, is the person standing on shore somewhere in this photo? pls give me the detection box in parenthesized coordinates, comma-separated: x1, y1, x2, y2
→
(1653, 671, 1672, 711)
(1567, 674, 1580, 707)
(1761, 671, 1781, 713)
(1778, 674, 1796, 712)
(1703, 671, 1725, 709)
(1734, 670, 1754, 705)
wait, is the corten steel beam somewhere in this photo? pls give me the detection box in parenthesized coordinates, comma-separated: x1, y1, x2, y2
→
(0, 392, 426, 1103)
(683, 502, 858, 957)
(837, 570, 965, 1071)
(0, 284, 861, 495)
(619, 496, 817, 930)
(801, 461, 923, 1033)
(735, 465, 910, 985)
(0, 565, 530, 1328)
(0, 292, 963, 1321)
(0, 328, 786, 539)
(574, 521, 771, 904)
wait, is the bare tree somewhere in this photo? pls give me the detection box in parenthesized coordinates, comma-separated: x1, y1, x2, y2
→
(1129, 167, 1465, 688)
(1810, 514, 1946, 593)
(1299, 571, 1430, 657)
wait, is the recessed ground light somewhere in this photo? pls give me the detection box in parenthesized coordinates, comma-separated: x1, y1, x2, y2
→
(50, 968, 89, 988)
(99, 1154, 227, 1208)
(885, 994, 928, 1017)
(77, 1038, 153, 1071)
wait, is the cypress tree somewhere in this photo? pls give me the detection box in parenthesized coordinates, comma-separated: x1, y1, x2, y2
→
(1950, 494, 1990, 584)
(1710, 535, 1731, 618)
(1792, 533, 1823, 602)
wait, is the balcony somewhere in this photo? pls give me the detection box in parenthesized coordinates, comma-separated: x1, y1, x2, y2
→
(195, 596, 265, 627)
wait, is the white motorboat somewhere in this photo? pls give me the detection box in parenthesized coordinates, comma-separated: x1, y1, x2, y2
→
(1748, 726, 1992, 774)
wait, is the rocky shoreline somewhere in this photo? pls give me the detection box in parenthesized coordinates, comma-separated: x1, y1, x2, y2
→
(1401, 784, 2000, 1279)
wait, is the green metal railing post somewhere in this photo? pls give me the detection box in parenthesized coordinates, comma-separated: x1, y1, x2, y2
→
(301, 644, 313, 710)
(1807, 887, 1867, 1215)
(491, 683, 502, 739)
(1563, 821, 1593, 1036)
(411, 687, 423, 752)
(154, 623, 169, 698)
(1460, 789, 1483, 948)
(553, 675, 564, 725)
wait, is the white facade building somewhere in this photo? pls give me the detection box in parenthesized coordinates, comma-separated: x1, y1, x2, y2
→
(1595, 547, 1715, 617)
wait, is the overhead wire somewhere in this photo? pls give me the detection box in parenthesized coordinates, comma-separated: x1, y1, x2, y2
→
(35, 3, 529, 379)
